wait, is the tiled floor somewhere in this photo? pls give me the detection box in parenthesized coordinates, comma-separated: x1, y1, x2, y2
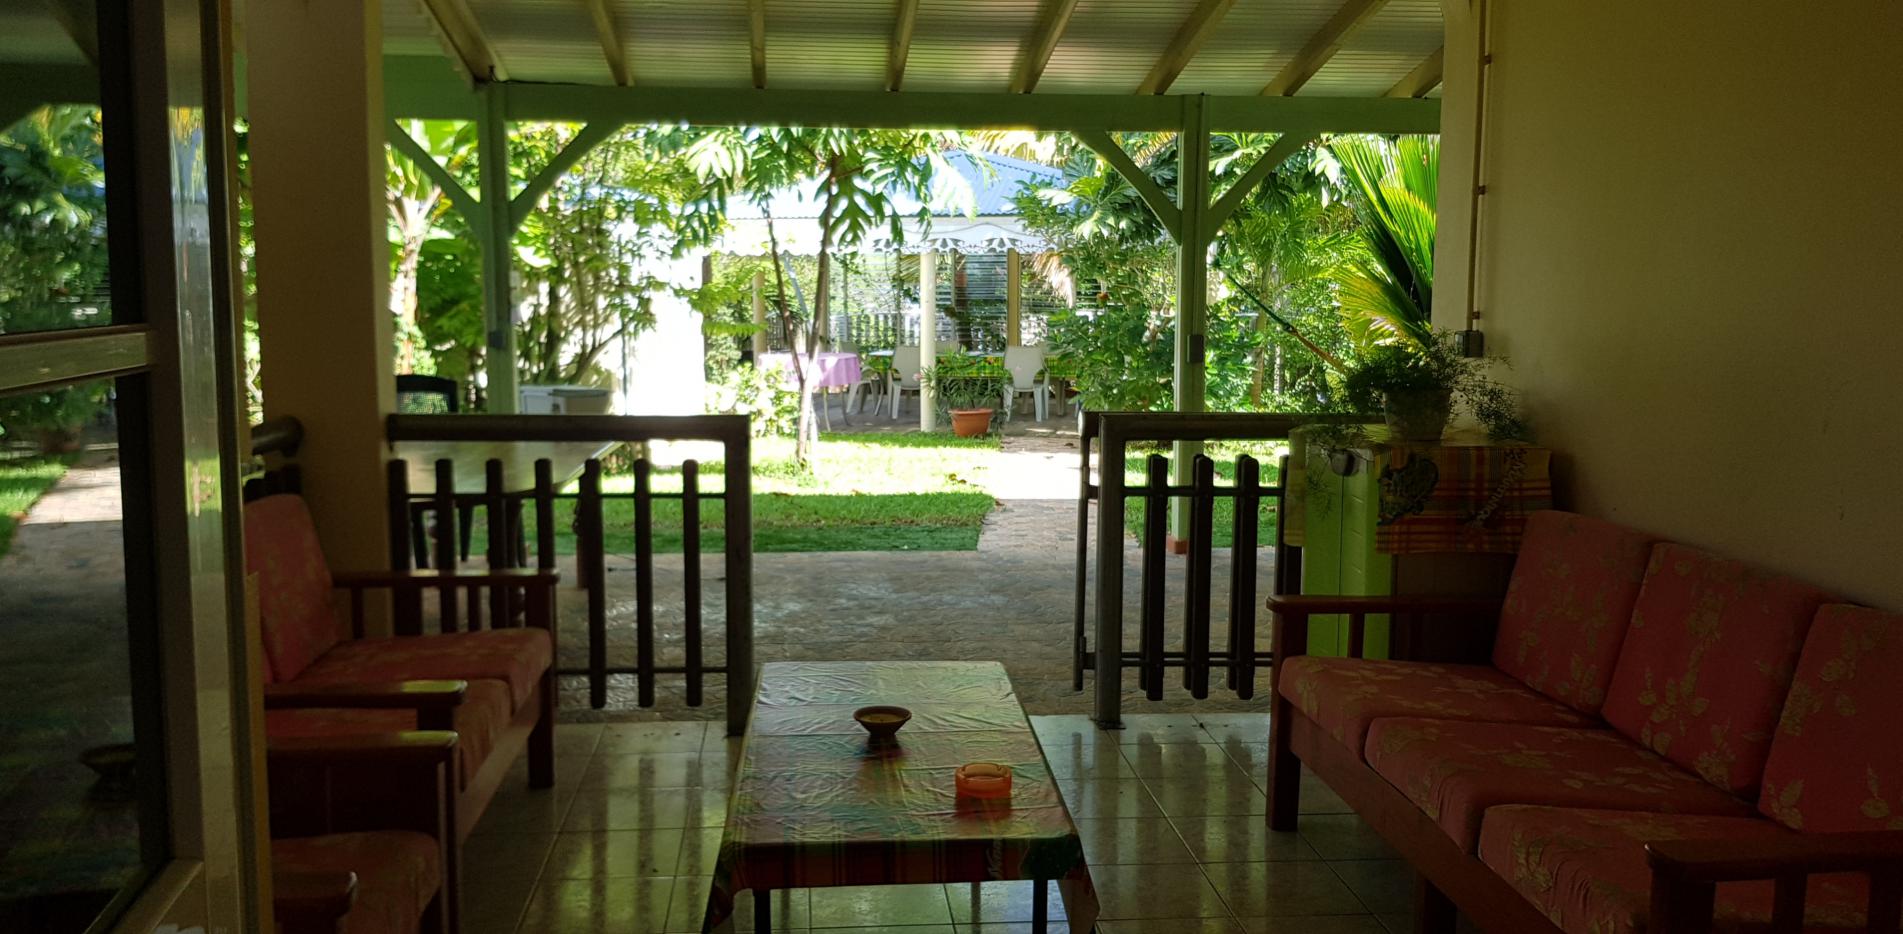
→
(468, 712, 1427, 933)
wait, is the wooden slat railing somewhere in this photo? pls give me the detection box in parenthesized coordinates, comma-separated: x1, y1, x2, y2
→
(1073, 410, 1377, 726)
(383, 414, 754, 735)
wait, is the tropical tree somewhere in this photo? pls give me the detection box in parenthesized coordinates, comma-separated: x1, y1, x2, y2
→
(687, 127, 958, 463)
(0, 106, 113, 446)
(1327, 135, 1438, 349)
(387, 120, 477, 373)
(510, 124, 721, 389)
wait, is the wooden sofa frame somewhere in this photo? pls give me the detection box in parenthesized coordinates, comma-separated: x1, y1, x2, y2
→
(1266, 594, 1903, 934)
(268, 731, 461, 934)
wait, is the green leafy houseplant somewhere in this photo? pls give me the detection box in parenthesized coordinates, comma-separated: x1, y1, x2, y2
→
(921, 363, 1009, 436)
(1338, 333, 1529, 443)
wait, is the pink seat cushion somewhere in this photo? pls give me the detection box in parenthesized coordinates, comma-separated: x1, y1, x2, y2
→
(1491, 511, 1661, 714)
(1480, 806, 1872, 934)
(245, 494, 342, 683)
(1364, 718, 1756, 852)
(272, 831, 442, 934)
(1278, 656, 1594, 753)
(296, 628, 551, 712)
(1600, 544, 1834, 798)
(266, 678, 513, 785)
(1758, 605, 1903, 832)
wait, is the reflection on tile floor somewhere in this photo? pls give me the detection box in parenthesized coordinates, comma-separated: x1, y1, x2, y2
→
(468, 713, 1441, 934)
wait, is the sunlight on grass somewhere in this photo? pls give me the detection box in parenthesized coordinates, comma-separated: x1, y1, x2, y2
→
(0, 454, 73, 557)
(485, 433, 1004, 554)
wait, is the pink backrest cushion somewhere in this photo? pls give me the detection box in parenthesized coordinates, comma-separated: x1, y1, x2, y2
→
(1758, 605, 1903, 832)
(243, 494, 340, 683)
(1491, 511, 1660, 714)
(1601, 543, 1835, 798)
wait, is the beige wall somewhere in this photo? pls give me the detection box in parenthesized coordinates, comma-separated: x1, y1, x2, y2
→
(1470, 2, 1903, 606)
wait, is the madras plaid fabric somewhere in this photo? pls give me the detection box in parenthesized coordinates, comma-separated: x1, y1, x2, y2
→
(1373, 442, 1554, 554)
(706, 661, 1098, 933)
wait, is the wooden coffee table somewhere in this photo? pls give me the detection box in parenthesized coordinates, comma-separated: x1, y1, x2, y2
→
(704, 661, 1099, 933)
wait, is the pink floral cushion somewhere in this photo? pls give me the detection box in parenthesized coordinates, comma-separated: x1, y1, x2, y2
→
(1364, 718, 1756, 852)
(245, 494, 341, 683)
(272, 830, 441, 934)
(1491, 511, 1660, 714)
(295, 628, 551, 711)
(1480, 806, 1871, 934)
(1600, 544, 1835, 798)
(1758, 605, 1903, 833)
(265, 678, 513, 785)
(1278, 656, 1594, 753)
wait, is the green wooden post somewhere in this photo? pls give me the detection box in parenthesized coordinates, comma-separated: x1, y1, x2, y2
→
(1171, 95, 1213, 540)
(478, 85, 519, 413)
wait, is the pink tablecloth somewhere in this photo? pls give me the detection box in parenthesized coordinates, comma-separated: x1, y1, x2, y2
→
(758, 352, 862, 391)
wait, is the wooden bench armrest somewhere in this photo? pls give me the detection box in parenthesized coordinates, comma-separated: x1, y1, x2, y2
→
(271, 869, 358, 922)
(1268, 594, 1505, 661)
(332, 568, 561, 588)
(1648, 831, 1903, 882)
(263, 680, 469, 710)
(1266, 594, 1506, 617)
(265, 731, 461, 769)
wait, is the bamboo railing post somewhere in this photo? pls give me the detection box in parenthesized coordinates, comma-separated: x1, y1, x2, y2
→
(1140, 453, 1168, 700)
(1185, 454, 1216, 698)
(581, 459, 607, 709)
(683, 460, 704, 708)
(1229, 455, 1261, 698)
(434, 459, 457, 631)
(634, 458, 656, 708)
(1072, 411, 1097, 692)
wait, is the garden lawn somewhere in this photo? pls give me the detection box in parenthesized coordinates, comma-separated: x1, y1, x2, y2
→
(0, 454, 73, 558)
(500, 432, 1001, 554)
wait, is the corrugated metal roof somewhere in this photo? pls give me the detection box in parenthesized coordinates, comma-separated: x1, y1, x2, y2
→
(379, 0, 1443, 98)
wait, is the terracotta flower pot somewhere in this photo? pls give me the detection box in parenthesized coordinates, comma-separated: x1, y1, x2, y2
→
(950, 408, 994, 438)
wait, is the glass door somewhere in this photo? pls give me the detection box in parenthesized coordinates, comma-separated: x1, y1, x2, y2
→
(0, 0, 256, 929)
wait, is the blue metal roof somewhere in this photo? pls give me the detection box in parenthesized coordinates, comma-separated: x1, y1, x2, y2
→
(724, 149, 1062, 221)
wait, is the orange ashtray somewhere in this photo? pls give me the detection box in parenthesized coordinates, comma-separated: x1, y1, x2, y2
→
(955, 762, 1014, 800)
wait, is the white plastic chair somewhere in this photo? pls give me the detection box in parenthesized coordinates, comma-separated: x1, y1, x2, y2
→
(1002, 346, 1051, 422)
(888, 345, 923, 420)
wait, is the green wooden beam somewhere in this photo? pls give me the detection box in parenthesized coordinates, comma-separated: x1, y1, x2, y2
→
(1011, 0, 1080, 94)
(0, 326, 149, 394)
(1203, 130, 1319, 240)
(886, 0, 920, 92)
(1171, 95, 1213, 540)
(509, 119, 623, 230)
(1137, 0, 1237, 96)
(1071, 129, 1183, 236)
(486, 83, 1439, 133)
(387, 120, 483, 228)
(477, 87, 519, 413)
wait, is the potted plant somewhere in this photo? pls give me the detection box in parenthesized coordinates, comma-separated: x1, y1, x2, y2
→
(0, 384, 109, 454)
(921, 363, 1009, 438)
(1340, 332, 1528, 443)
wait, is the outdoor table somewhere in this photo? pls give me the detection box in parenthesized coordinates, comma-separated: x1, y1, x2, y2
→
(391, 437, 618, 495)
(759, 351, 864, 428)
(705, 661, 1099, 933)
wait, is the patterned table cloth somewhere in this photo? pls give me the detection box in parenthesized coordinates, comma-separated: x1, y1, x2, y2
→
(1287, 425, 1555, 554)
(705, 661, 1098, 933)
(757, 352, 863, 391)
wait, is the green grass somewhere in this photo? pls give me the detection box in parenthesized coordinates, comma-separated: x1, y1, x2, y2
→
(0, 454, 73, 557)
(1119, 441, 1289, 547)
(479, 432, 1002, 554)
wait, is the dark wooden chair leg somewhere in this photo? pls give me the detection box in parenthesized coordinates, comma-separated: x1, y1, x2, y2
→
(1413, 874, 1456, 934)
(1267, 696, 1302, 831)
(1032, 878, 1049, 932)
(754, 888, 771, 934)
(410, 506, 431, 568)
